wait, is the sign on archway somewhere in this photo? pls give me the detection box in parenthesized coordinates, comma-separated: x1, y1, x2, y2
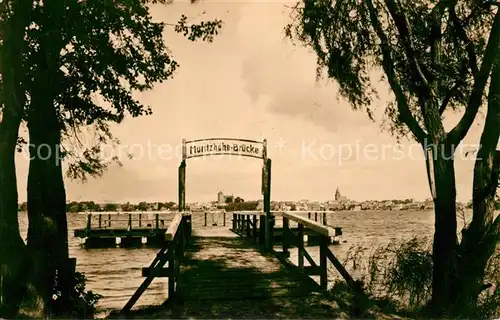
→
(178, 138, 273, 249)
(183, 138, 265, 159)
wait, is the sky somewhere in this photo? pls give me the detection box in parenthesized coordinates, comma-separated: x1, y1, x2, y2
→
(14, 0, 498, 204)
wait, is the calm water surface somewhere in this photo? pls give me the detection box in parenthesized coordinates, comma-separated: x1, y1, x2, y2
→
(17, 210, 453, 313)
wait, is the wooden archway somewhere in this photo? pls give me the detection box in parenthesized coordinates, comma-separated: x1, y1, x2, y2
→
(178, 138, 272, 248)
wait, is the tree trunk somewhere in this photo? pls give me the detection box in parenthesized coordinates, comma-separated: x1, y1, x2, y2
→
(420, 93, 460, 314)
(429, 144, 459, 315)
(0, 106, 27, 318)
(26, 91, 69, 317)
(457, 60, 500, 315)
(0, 3, 31, 315)
(24, 6, 72, 314)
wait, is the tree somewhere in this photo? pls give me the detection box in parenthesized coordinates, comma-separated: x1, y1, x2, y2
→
(286, 0, 499, 315)
(458, 60, 500, 312)
(225, 200, 259, 211)
(137, 202, 149, 212)
(0, 0, 35, 316)
(66, 202, 81, 213)
(121, 202, 135, 212)
(1, 0, 222, 317)
(159, 201, 176, 210)
(103, 203, 118, 212)
(30, 2, 220, 316)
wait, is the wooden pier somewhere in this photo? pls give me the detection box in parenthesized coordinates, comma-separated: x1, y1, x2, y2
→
(118, 210, 358, 315)
(109, 137, 364, 316)
(176, 230, 317, 301)
(73, 212, 175, 248)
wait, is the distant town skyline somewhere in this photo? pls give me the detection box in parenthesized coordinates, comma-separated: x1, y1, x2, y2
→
(13, 2, 495, 204)
(62, 186, 444, 205)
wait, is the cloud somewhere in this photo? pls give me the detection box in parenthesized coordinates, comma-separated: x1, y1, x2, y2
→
(238, 9, 376, 135)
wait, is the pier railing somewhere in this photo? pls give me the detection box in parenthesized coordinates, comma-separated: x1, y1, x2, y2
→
(232, 211, 357, 291)
(82, 211, 174, 231)
(197, 210, 226, 227)
(121, 212, 192, 312)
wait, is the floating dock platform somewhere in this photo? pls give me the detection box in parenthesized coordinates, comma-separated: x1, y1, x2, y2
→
(73, 212, 176, 248)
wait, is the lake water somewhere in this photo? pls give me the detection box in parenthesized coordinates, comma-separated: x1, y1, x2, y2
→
(17, 209, 455, 314)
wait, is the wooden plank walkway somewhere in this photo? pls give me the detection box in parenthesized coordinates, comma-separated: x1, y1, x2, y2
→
(176, 227, 319, 301)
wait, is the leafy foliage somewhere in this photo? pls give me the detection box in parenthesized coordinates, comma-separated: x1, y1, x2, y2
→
(478, 250, 500, 318)
(225, 201, 259, 211)
(51, 272, 102, 319)
(344, 236, 432, 309)
(17, 0, 223, 181)
(343, 236, 500, 317)
(175, 14, 222, 42)
(285, 0, 497, 141)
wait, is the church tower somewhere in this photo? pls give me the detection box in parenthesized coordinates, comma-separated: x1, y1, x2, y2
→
(335, 187, 341, 201)
(217, 191, 225, 204)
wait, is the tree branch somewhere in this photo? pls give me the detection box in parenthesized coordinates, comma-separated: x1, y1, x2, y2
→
(491, 150, 500, 198)
(385, 0, 431, 95)
(449, 5, 479, 76)
(439, 82, 461, 115)
(431, 0, 456, 75)
(446, 10, 500, 146)
(366, 0, 427, 143)
(440, 60, 468, 115)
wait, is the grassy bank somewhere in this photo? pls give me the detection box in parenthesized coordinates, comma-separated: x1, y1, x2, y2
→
(105, 282, 409, 319)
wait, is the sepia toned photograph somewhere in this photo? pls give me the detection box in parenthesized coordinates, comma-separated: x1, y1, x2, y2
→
(0, 0, 499, 319)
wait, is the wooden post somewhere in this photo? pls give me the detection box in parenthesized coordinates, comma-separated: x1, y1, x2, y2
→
(282, 217, 289, 256)
(86, 213, 91, 231)
(335, 227, 343, 236)
(252, 215, 257, 240)
(108, 214, 111, 227)
(232, 213, 236, 230)
(259, 215, 265, 245)
(178, 159, 186, 212)
(270, 215, 274, 246)
(128, 214, 132, 230)
(298, 224, 304, 270)
(178, 222, 185, 258)
(168, 242, 175, 298)
(263, 158, 272, 250)
(155, 214, 159, 230)
(186, 214, 192, 239)
(98, 214, 102, 228)
(246, 215, 251, 237)
(139, 214, 142, 228)
(319, 235, 328, 289)
(223, 211, 226, 227)
(204, 212, 207, 227)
